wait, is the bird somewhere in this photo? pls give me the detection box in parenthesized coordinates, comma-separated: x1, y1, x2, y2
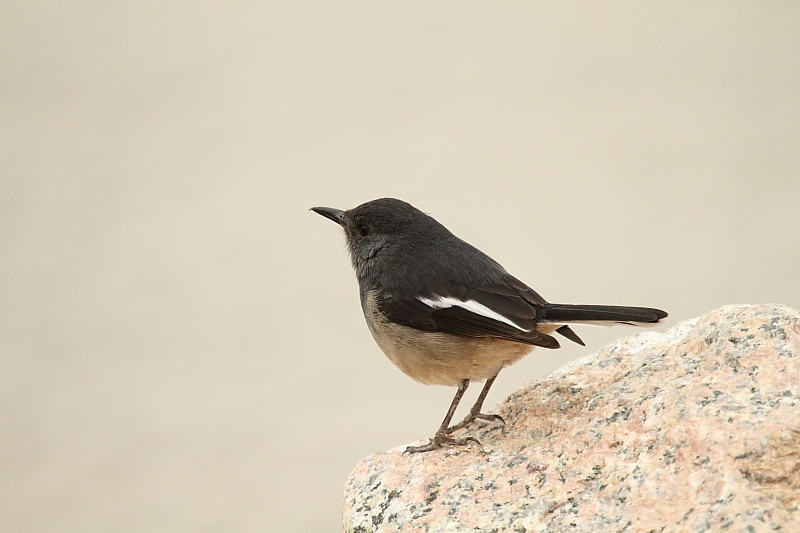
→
(311, 198, 667, 453)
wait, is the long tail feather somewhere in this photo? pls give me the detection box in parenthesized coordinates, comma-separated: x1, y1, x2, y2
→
(541, 304, 667, 326)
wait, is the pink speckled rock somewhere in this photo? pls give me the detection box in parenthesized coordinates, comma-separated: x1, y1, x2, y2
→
(343, 304, 800, 532)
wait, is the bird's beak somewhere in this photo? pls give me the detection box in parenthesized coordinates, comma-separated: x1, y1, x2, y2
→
(311, 206, 345, 225)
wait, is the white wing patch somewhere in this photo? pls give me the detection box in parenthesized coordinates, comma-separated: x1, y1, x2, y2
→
(417, 295, 530, 332)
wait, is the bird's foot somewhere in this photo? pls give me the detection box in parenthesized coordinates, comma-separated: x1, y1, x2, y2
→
(445, 412, 505, 434)
(403, 433, 480, 454)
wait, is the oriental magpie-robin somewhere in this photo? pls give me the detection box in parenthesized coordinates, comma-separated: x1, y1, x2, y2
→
(312, 198, 667, 453)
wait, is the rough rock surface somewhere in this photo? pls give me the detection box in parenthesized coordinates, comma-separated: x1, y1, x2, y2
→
(343, 304, 800, 532)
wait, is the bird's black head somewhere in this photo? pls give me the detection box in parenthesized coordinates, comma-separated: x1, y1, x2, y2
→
(311, 198, 434, 278)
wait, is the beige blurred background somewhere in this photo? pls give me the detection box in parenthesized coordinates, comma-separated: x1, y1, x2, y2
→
(2, 2, 799, 531)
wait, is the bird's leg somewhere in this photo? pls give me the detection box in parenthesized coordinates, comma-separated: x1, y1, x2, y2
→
(404, 379, 480, 454)
(445, 374, 505, 434)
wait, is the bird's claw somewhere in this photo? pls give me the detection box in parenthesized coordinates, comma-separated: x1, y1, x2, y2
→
(445, 412, 506, 434)
(404, 434, 481, 454)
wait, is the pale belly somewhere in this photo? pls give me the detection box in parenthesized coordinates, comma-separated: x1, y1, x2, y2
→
(364, 300, 536, 386)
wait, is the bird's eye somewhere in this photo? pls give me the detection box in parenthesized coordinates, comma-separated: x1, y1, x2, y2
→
(358, 225, 369, 236)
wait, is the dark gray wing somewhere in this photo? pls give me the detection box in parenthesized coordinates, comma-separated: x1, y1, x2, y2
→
(377, 281, 561, 349)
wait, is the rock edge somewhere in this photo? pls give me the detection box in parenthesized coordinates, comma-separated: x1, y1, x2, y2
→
(343, 304, 800, 532)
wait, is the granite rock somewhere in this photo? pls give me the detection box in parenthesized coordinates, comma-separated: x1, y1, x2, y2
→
(343, 304, 800, 532)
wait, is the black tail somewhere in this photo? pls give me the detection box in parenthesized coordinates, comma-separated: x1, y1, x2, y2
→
(541, 304, 668, 326)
